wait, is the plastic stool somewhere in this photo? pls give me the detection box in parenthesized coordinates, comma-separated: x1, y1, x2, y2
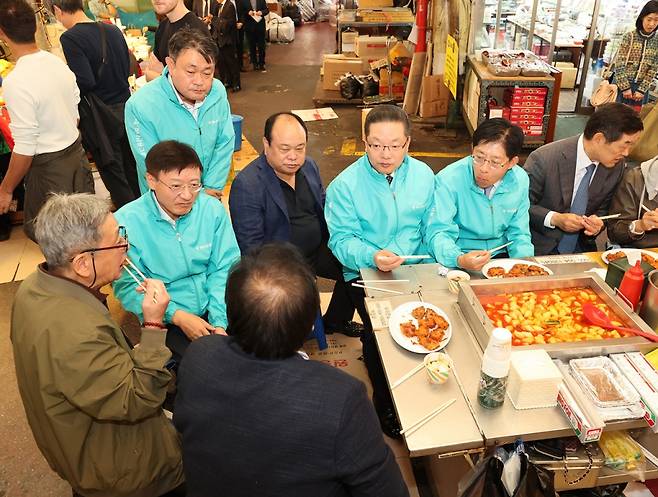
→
(310, 311, 328, 350)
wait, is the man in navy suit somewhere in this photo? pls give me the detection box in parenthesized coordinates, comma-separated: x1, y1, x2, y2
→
(173, 244, 408, 497)
(229, 112, 364, 337)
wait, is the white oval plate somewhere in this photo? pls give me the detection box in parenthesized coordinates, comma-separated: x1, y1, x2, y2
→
(388, 301, 452, 354)
(481, 258, 554, 279)
(601, 248, 658, 266)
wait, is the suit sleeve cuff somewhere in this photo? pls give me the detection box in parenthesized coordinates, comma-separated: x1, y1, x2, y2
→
(544, 211, 556, 229)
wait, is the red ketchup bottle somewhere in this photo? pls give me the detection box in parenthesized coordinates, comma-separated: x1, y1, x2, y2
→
(618, 261, 645, 311)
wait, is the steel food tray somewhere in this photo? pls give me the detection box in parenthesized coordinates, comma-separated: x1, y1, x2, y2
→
(457, 274, 657, 360)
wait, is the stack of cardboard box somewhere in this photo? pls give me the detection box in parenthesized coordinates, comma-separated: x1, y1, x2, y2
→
(503, 86, 547, 137)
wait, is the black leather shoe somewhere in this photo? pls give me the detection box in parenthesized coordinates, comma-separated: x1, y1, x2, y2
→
(325, 320, 364, 338)
(232, 85, 241, 92)
(377, 406, 402, 439)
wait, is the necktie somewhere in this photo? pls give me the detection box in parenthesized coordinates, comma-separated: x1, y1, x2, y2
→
(386, 174, 393, 185)
(557, 163, 596, 254)
(483, 186, 493, 198)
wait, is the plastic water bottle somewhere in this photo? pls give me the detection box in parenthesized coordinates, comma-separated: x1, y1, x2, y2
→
(477, 328, 512, 409)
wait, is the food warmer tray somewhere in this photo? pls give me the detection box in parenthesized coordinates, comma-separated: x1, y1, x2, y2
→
(457, 274, 656, 360)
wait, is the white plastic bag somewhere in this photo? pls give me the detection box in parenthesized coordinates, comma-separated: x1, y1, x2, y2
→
(267, 16, 295, 43)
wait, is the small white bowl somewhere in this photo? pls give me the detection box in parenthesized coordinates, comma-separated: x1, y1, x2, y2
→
(446, 270, 471, 294)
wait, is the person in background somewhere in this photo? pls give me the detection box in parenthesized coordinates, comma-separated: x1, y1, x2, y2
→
(608, 154, 658, 248)
(0, 0, 94, 241)
(240, 0, 267, 71)
(325, 105, 438, 438)
(230, 112, 365, 338)
(11, 193, 184, 497)
(87, 0, 117, 21)
(174, 243, 409, 497)
(612, 0, 658, 107)
(525, 103, 644, 255)
(113, 141, 240, 365)
(433, 118, 534, 270)
(54, 0, 139, 209)
(211, 0, 241, 91)
(146, 0, 209, 81)
(235, 0, 246, 71)
(125, 27, 235, 198)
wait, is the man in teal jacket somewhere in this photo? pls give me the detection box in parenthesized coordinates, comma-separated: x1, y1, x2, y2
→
(433, 119, 534, 271)
(124, 27, 234, 198)
(325, 105, 438, 439)
(113, 140, 240, 362)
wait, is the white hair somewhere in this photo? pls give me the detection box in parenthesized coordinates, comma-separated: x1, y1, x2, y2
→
(34, 193, 111, 268)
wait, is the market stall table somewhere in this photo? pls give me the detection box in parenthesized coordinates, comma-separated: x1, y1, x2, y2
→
(360, 252, 658, 496)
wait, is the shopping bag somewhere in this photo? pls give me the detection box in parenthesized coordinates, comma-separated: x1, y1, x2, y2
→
(590, 80, 618, 107)
(457, 453, 557, 497)
(630, 103, 658, 162)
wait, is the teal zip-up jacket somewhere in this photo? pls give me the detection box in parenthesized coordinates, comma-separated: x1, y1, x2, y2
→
(432, 156, 534, 268)
(112, 192, 240, 328)
(124, 68, 235, 193)
(325, 154, 438, 282)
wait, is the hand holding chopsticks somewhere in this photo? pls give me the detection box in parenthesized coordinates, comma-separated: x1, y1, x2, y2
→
(122, 257, 158, 304)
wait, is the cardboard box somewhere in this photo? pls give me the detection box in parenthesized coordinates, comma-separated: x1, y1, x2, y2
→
(419, 99, 449, 118)
(506, 86, 548, 96)
(555, 62, 577, 89)
(421, 75, 450, 103)
(355, 35, 390, 61)
(379, 68, 405, 99)
(361, 108, 373, 141)
(358, 0, 394, 6)
(509, 106, 544, 117)
(510, 117, 544, 126)
(321, 56, 369, 91)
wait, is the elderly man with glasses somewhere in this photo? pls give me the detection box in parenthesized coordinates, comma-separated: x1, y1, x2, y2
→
(432, 118, 534, 271)
(325, 105, 439, 439)
(11, 193, 185, 497)
(112, 140, 240, 365)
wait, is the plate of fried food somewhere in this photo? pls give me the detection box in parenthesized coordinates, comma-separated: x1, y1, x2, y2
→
(389, 302, 452, 354)
(482, 259, 553, 279)
(601, 248, 658, 269)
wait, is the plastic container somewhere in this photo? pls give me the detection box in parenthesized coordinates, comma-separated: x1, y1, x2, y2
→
(231, 114, 243, 151)
(618, 261, 645, 311)
(477, 328, 512, 408)
(424, 352, 452, 384)
(569, 357, 640, 408)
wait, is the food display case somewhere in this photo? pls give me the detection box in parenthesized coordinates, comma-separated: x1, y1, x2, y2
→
(457, 274, 657, 359)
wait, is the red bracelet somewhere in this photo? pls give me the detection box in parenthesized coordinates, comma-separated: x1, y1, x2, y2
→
(142, 321, 167, 330)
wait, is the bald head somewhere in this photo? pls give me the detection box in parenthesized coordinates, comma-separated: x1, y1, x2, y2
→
(225, 243, 319, 359)
(263, 113, 309, 180)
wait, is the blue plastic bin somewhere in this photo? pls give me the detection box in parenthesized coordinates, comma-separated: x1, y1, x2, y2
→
(232, 114, 243, 151)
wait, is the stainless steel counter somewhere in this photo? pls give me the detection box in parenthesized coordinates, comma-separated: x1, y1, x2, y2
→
(361, 255, 654, 458)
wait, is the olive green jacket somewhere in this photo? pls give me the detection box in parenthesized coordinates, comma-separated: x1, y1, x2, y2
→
(11, 265, 184, 497)
(608, 164, 658, 248)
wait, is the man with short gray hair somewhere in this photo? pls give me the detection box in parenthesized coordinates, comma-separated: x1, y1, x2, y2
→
(125, 27, 235, 197)
(11, 193, 184, 497)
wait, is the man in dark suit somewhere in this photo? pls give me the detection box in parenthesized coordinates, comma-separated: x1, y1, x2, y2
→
(524, 103, 644, 255)
(229, 112, 364, 337)
(210, 0, 240, 90)
(240, 0, 267, 70)
(173, 244, 409, 497)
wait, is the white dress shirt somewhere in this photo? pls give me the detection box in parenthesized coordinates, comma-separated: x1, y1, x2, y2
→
(544, 134, 599, 228)
(168, 75, 205, 121)
(3, 51, 80, 156)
